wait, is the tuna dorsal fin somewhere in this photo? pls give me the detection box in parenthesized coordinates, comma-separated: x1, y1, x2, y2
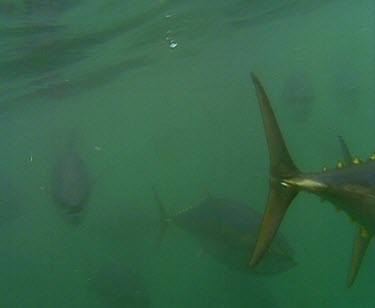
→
(249, 73, 299, 267)
(338, 136, 353, 165)
(347, 225, 372, 287)
(152, 187, 170, 247)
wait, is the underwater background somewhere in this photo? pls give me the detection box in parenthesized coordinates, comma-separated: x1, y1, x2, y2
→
(1, 0, 374, 307)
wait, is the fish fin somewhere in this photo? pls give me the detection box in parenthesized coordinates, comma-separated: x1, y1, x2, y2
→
(347, 225, 372, 287)
(250, 73, 300, 267)
(152, 187, 170, 248)
(338, 136, 370, 287)
(338, 136, 353, 165)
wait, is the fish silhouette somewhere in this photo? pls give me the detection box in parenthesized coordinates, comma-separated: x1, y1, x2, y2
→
(51, 131, 90, 224)
(154, 188, 296, 275)
(93, 264, 150, 308)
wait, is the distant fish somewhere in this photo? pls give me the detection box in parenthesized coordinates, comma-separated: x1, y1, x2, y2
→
(154, 189, 296, 274)
(51, 132, 90, 224)
(93, 264, 150, 308)
(281, 71, 315, 121)
(333, 68, 360, 112)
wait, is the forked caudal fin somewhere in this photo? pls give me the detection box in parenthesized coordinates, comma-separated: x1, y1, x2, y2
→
(249, 74, 372, 286)
(249, 73, 300, 267)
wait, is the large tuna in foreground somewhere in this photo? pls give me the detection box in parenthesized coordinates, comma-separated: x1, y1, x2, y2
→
(250, 73, 375, 286)
(154, 189, 296, 275)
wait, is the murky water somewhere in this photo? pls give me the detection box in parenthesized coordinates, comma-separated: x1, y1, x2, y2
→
(1, 0, 374, 307)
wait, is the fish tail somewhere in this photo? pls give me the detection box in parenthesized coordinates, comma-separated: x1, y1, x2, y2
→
(152, 187, 170, 247)
(249, 73, 300, 267)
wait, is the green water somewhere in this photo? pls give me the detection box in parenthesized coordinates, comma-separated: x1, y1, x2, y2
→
(1, 0, 374, 307)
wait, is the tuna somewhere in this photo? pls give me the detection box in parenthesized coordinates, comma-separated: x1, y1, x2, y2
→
(250, 73, 375, 286)
(154, 189, 296, 275)
(51, 132, 90, 223)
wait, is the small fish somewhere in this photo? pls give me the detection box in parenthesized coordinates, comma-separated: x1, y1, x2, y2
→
(153, 188, 296, 275)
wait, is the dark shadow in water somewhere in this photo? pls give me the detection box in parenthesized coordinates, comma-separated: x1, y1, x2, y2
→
(92, 264, 150, 308)
(0, 2, 167, 81)
(51, 129, 91, 225)
(281, 71, 315, 122)
(226, 0, 338, 28)
(332, 66, 361, 114)
(1, 55, 154, 112)
(154, 189, 297, 275)
(0, 0, 78, 18)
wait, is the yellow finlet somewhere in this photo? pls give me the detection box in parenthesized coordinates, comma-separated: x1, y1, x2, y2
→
(361, 227, 371, 239)
(337, 160, 344, 168)
(323, 165, 327, 172)
(353, 156, 361, 165)
(370, 153, 375, 160)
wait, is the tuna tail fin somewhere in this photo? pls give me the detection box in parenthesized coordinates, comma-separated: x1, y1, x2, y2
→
(152, 187, 170, 247)
(250, 73, 300, 267)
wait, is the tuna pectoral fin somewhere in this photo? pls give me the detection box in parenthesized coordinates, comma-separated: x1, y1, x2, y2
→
(347, 226, 372, 287)
(250, 73, 299, 266)
(250, 181, 297, 266)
